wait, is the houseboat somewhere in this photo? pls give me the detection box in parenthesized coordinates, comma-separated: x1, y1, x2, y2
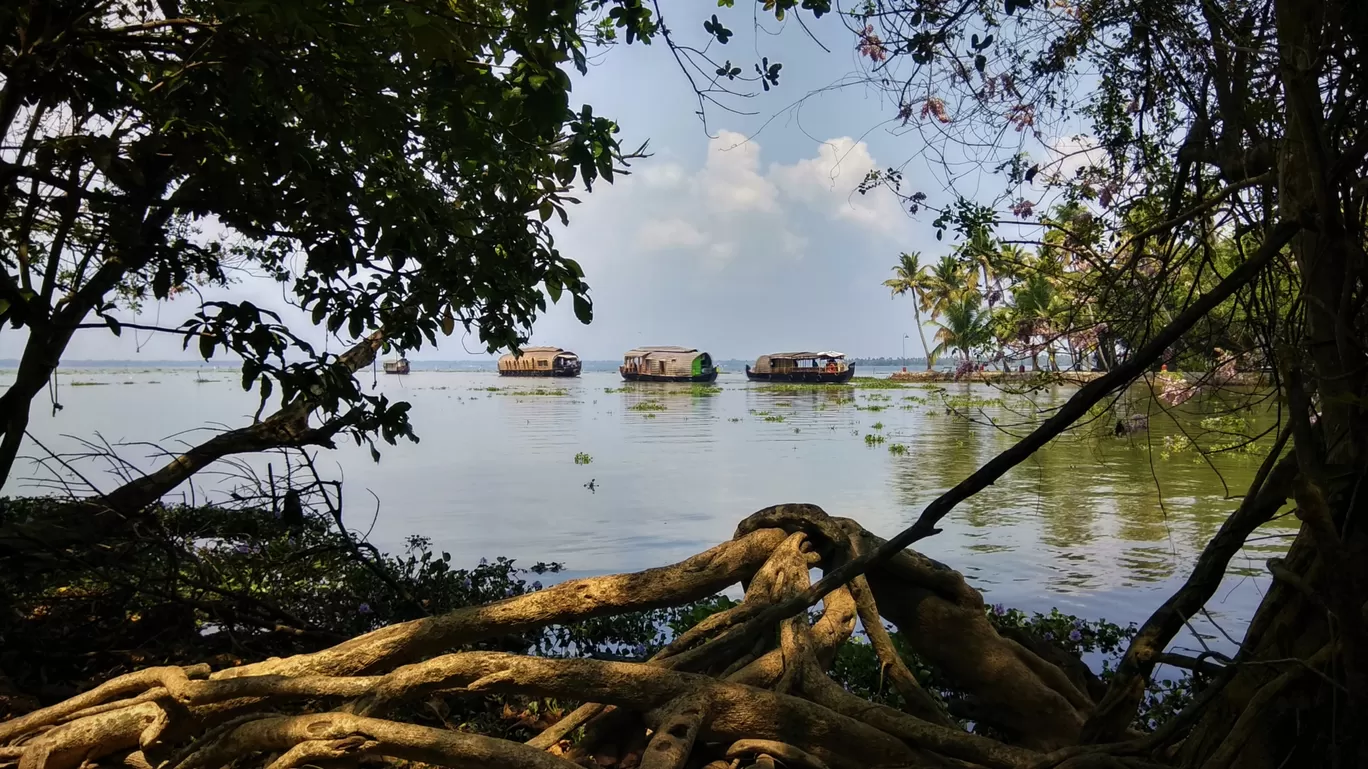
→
(383, 356, 410, 375)
(497, 346, 582, 377)
(746, 351, 854, 383)
(620, 346, 718, 383)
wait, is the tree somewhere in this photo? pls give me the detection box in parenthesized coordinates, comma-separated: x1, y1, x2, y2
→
(931, 294, 990, 364)
(882, 251, 937, 370)
(0, 0, 638, 493)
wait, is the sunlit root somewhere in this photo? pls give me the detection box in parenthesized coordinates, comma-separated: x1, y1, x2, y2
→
(2, 505, 1142, 769)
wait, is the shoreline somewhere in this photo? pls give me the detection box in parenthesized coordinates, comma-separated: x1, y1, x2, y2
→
(886, 369, 1271, 386)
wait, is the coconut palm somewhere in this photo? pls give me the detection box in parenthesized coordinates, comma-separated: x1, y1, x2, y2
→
(1010, 271, 1054, 370)
(883, 252, 937, 370)
(922, 254, 974, 319)
(931, 294, 992, 363)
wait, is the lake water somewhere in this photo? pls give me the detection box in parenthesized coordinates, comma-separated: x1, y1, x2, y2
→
(7, 367, 1293, 656)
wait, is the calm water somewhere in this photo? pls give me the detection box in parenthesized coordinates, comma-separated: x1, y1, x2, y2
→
(7, 368, 1293, 654)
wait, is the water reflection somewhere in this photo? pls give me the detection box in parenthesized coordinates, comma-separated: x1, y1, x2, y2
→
(12, 368, 1294, 639)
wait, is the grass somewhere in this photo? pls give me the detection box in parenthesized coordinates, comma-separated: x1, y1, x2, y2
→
(852, 377, 905, 389)
(628, 401, 667, 412)
(574, 452, 593, 465)
(864, 433, 886, 446)
(888, 443, 909, 455)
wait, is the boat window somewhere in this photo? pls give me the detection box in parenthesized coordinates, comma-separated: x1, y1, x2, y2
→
(538, 359, 548, 367)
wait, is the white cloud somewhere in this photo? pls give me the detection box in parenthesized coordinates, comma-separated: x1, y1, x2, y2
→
(698, 131, 779, 215)
(770, 136, 905, 234)
(635, 217, 707, 251)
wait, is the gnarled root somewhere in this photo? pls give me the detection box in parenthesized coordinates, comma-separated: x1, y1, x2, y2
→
(2, 505, 1127, 769)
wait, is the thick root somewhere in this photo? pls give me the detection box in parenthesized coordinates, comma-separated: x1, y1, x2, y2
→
(1, 506, 1139, 769)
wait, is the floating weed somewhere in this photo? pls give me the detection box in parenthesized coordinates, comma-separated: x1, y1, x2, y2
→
(888, 443, 909, 455)
(901, 395, 929, 404)
(573, 452, 593, 465)
(71, 381, 109, 387)
(642, 413, 657, 419)
(865, 393, 892, 402)
(604, 386, 631, 394)
(689, 384, 722, 397)
(728, 417, 742, 423)
(852, 377, 905, 389)
(509, 388, 569, 397)
(763, 414, 786, 423)
(870, 422, 884, 430)
(773, 401, 792, 407)
(755, 383, 853, 394)
(793, 427, 801, 433)
(628, 401, 667, 411)
(855, 404, 887, 412)
(864, 433, 886, 446)
(1199, 414, 1250, 432)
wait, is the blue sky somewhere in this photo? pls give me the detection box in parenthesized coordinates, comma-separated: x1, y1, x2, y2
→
(9, 2, 1084, 364)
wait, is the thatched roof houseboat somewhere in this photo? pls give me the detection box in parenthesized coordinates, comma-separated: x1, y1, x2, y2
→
(746, 351, 853, 383)
(620, 346, 717, 383)
(497, 346, 582, 377)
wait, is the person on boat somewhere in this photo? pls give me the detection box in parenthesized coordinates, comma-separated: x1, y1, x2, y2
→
(825, 359, 838, 374)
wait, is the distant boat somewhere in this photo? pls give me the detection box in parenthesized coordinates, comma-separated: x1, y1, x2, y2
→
(383, 357, 410, 375)
(620, 346, 717, 383)
(746, 351, 854, 383)
(497, 346, 582, 377)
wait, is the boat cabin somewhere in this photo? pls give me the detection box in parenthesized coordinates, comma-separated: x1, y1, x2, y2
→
(746, 351, 854, 383)
(620, 346, 717, 382)
(383, 357, 410, 375)
(497, 346, 582, 377)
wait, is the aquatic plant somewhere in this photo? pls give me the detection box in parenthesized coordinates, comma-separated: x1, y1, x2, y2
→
(887, 443, 908, 455)
(573, 452, 592, 465)
(628, 401, 667, 411)
(871, 422, 885, 430)
(864, 433, 885, 446)
(689, 384, 723, 396)
(763, 414, 786, 423)
(851, 376, 906, 389)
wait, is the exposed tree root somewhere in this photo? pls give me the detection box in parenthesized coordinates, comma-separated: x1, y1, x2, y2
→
(0, 503, 1337, 769)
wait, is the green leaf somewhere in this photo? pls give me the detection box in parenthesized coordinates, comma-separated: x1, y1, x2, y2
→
(573, 294, 592, 324)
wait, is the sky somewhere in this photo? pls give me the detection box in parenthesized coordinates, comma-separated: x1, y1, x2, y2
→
(5, 3, 1076, 364)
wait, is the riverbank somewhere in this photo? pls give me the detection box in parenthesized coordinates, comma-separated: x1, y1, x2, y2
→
(887, 369, 1270, 386)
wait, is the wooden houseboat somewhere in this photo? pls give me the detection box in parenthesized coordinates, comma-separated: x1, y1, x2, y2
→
(620, 346, 717, 383)
(746, 351, 854, 383)
(383, 356, 410, 375)
(497, 346, 582, 377)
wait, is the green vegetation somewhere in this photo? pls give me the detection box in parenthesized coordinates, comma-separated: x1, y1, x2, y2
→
(763, 414, 786, 423)
(887, 443, 909, 455)
(627, 401, 667, 412)
(871, 422, 885, 430)
(573, 452, 592, 465)
(509, 388, 570, 397)
(864, 433, 886, 446)
(688, 384, 723, 397)
(851, 377, 906, 389)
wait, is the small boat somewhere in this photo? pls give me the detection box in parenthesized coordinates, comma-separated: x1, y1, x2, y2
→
(620, 346, 717, 382)
(746, 351, 855, 383)
(497, 346, 582, 377)
(383, 357, 410, 375)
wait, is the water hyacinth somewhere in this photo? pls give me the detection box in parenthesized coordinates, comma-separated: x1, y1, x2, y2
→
(358, 603, 373, 615)
(531, 581, 543, 591)
(1068, 629, 1082, 642)
(992, 603, 1007, 616)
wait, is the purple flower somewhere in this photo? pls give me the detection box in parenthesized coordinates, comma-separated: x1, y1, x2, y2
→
(531, 581, 543, 591)
(1072, 618, 1085, 629)
(1043, 631, 1055, 641)
(992, 603, 1007, 616)
(632, 644, 647, 658)
(358, 603, 373, 615)
(1068, 629, 1082, 642)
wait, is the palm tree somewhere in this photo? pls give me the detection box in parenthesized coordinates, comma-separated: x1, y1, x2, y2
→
(1010, 272, 1054, 370)
(931, 294, 991, 363)
(922, 254, 973, 319)
(883, 252, 937, 370)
